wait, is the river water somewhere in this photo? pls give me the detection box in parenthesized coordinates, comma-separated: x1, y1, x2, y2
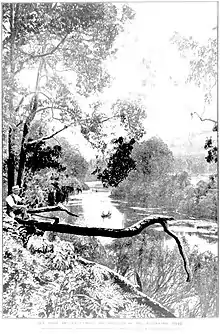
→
(55, 181, 218, 256)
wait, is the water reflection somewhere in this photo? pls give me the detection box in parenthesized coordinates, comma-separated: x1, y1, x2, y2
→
(53, 186, 217, 255)
(65, 191, 125, 229)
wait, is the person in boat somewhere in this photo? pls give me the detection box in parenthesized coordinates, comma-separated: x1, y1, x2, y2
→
(101, 210, 112, 218)
(6, 185, 27, 219)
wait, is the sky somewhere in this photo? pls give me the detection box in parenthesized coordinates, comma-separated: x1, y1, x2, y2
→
(17, 2, 217, 159)
(101, 2, 217, 141)
(75, 1, 217, 158)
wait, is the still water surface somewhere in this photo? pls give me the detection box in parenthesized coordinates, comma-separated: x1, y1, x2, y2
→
(52, 182, 218, 255)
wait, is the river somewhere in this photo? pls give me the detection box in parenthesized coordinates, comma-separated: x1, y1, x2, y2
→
(54, 181, 218, 256)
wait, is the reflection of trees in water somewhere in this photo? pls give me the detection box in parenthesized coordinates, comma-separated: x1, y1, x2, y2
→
(50, 192, 217, 253)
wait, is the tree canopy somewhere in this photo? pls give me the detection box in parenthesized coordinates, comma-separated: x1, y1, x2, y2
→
(132, 137, 174, 179)
(171, 31, 217, 104)
(96, 137, 136, 187)
(2, 3, 138, 192)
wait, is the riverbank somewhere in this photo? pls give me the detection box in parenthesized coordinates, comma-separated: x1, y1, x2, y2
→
(2, 214, 176, 318)
(2, 203, 218, 318)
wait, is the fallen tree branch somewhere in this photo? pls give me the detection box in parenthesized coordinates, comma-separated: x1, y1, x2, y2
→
(16, 213, 191, 281)
(27, 204, 79, 217)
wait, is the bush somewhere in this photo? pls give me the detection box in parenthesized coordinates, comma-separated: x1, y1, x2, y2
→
(106, 230, 218, 317)
(177, 176, 218, 220)
(111, 172, 217, 221)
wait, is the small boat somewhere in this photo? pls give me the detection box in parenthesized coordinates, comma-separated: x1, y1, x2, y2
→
(101, 211, 112, 219)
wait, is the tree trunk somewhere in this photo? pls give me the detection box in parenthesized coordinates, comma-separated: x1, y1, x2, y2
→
(17, 123, 29, 187)
(7, 4, 18, 192)
(16, 54, 44, 187)
(8, 127, 15, 193)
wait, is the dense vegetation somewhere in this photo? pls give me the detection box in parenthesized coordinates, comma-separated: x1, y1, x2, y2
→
(97, 137, 217, 221)
(3, 214, 217, 318)
(2, 3, 217, 320)
(3, 2, 143, 196)
(96, 137, 136, 187)
(111, 168, 217, 221)
(106, 231, 218, 317)
(24, 135, 89, 206)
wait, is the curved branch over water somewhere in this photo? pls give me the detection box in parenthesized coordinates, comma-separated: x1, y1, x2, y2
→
(17, 207, 191, 282)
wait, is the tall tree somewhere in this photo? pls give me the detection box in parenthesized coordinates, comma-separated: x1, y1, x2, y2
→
(2, 3, 135, 191)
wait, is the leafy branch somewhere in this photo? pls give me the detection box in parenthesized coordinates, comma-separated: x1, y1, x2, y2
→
(18, 33, 70, 60)
(25, 122, 75, 146)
